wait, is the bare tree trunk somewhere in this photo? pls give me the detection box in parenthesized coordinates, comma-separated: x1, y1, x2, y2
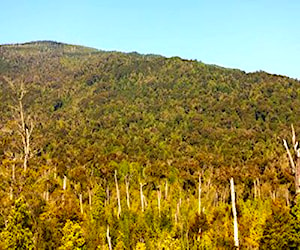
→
(283, 124, 300, 199)
(18, 89, 33, 173)
(62, 175, 67, 204)
(106, 225, 112, 250)
(114, 170, 121, 218)
(253, 179, 257, 200)
(12, 164, 15, 182)
(140, 183, 145, 212)
(157, 188, 161, 217)
(178, 187, 182, 214)
(125, 176, 130, 209)
(143, 195, 148, 208)
(9, 186, 13, 200)
(256, 178, 261, 198)
(44, 183, 49, 202)
(198, 173, 202, 215)
(165, 180, 168, 200)
(63, 175, 67, 190)
(176, 201, 180, 224)
(79, 194, 83, 214)
(105, 186, 110, 206)
(230, 178, 239, 249)
(286, 188, 290, 207)
(4, 77, 33, 173)
(214, 192, 218, 207)
(88, 188, 92, 210)
(270, 191, 276, 201)
(186, 230, 190, 250)
(296, 157, 300, 197)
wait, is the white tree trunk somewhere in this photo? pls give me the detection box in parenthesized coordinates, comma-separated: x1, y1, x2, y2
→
(79, 193, 83, 214)
(9, 186, 13, 200)
(4, 77, 34, 173)
(283, 124, 300, 198)
(165, 180, 168, 200)
(175, 201, 180, 225)
(230, 178, 239, 249)
(18, 94, 33, 172)
(12, 164, 15, 181)
(88, 188, 92, 210)
(106, 225, 112, 250)
(105, 186, 110, 206)
(253, 179, 257, 199)
(157, 188, 161, 217)
(140, 183, 145, 212)
(63, 175, 67, 190)
(198, 173, 202, 215)
(114, 170, 121, 218)
(125, 176, 130, 209)
(62, 175, 67, 204)
(256, 178, 261, 198)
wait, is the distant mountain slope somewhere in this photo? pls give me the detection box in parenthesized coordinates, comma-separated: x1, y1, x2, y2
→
(1, 41, 300, 249)
(0, 41, 299, 181)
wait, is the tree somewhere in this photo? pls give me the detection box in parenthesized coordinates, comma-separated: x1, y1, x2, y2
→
(58, 220, 86, 250)
(230, 177, 239, 249)
(0, 197, 34, 249)
(4, 76, 34, 172)
(289, 196, 300, 248)
(283, 124, 300, 199)
(260, 201, 294, 249)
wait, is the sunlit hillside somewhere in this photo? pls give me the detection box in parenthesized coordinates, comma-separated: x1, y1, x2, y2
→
(0, 41, 300, 249)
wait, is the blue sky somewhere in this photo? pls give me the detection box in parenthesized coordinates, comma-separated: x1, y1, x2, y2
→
(1, 0, 300, 79)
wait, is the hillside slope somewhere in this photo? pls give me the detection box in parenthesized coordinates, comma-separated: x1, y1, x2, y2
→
(0, 41, 300, 248)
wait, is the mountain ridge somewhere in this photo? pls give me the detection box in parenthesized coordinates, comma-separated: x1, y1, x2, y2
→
(2, 40, 290, 79)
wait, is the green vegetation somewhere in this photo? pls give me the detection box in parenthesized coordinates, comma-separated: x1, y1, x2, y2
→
(0, 41, 300, 249)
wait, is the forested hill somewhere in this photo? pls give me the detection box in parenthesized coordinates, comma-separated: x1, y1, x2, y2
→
(0, 41, 300, 249)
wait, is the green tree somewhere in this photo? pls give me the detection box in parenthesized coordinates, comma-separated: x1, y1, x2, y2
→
(0, 197, 34, 249)
(58, 220, 86, 250)
(260, 201, 293, 250)
(289, 197, 300, 248)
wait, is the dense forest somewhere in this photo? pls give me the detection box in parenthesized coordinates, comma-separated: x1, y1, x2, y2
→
(0, 41, 300, 249)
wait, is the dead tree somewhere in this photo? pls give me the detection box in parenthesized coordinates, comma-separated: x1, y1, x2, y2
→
(125, 175, 130, 209)
(283, 124, 300, 198)
(157, 187, 161, 217)
(198, 173, 202, 215)
(230, 178, 239, 249)
(140, 182, 146, 212)
(62, 175, 67, 204)
(88, 188, 92, 211)
(114, 170, 121, 218)
(4, 77, 34, 172)
(79, 194, 83, 214)
(106, 225, 112, 250)
(165, 180, 168, 200)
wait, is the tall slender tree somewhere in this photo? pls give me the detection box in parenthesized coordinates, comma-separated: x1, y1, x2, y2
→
(4, 77, 34, 172)
(283, 124, 300, 198)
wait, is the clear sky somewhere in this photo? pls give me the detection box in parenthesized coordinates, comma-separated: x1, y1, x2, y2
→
(1, 0, 299, 79)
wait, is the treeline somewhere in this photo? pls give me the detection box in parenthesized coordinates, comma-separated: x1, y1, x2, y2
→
(0, 41, 300, 249)
(1, 158, 300, 249)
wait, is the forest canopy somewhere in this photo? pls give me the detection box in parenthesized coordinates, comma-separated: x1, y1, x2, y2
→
(0, 41, 300, 249)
